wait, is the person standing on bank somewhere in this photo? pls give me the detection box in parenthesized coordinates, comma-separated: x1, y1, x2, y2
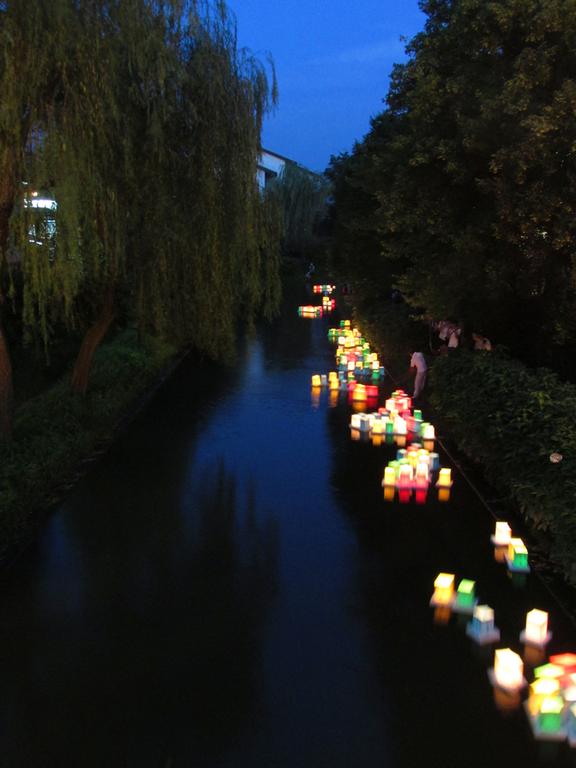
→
(410, 351, 428, 399)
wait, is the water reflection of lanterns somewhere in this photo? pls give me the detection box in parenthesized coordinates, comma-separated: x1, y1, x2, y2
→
(491, 521, 512, 547)
(520, 609, 552, 648)
(414, 487, 428, 504)
(311, 389, 321, 408)
(490, 648, 526, 692)
(523, 644, 546, 668)
(493, 685, 522, 714)
(433, 605, 452, 625)
(430, 573, 455, 608)
(329, 390, 339, 408)
(466, 605, 500, 645)
(494, 546, 507, 564)
(438, 487, 451, 503)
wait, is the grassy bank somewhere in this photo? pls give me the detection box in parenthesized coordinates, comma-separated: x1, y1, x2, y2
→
(349, 295, 576, 586)
(0, 330, 178, 555)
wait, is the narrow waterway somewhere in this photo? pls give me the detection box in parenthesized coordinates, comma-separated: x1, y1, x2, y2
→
(2, 285, 576, 767)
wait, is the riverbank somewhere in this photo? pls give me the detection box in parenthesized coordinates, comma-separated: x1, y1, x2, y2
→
(0, 330, 179, 561)
(346, 293, 576, 589)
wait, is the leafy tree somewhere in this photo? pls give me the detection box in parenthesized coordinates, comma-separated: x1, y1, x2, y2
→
(266, 161, 330, 258)
(330, 0, 576, 361)
(0, 0, 281, 436)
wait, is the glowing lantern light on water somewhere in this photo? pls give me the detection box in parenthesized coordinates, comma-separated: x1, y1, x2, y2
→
(534, 663, 564, 681)
(550, 653, 576, 675)
(527, 692, 566, 741)
(422, 423, 435, 441)
(528, 678, 561, 716)
(372, 418, 385, 435)
(430, 573, 455, 607)
(311, 374, 322, 387)
(453, 579, 477, 614)
(436, 468, 453, 488)
(506, 538, 530, 573)
(491, 521, 512, 547)
(382, 466, 397, 487)
(466, 604, 501, 645)
(520, 609, 552, 648)
(393, 415, 407, 436)
(490, 648, 526, 692)
(352, 384, 367, 401)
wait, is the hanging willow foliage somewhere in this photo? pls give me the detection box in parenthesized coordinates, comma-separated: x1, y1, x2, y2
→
(0, 0, 282, 427)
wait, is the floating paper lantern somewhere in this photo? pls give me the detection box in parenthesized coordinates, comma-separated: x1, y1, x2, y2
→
(382, 466, 396, 487)
(421, 423, 435, 441)
(453, 579, 477, 614)
(352, 384, 367, 402)
(528, 678, 561, 716)
(311, 374, 321, 387)
(491, 649, 525, 692)
(533, 696, 565, 739)
(491, 521, 512, 547)
(520, 609, 552, 647)
(534, 663, 564, 681)
(430, 573, 455, 607)
(506, 538, 530, 573)
(466, 605, 501, 645)
(393, 415, 407, 435)
(415, 462, 430, 486)
(550, 653, 576, 674)
(397, 463, 413, 491)
(372, 418, 385, 435)
(436, 468, 453, 488)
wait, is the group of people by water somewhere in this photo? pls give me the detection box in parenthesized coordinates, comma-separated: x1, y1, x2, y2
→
(410, 320, 492, 401)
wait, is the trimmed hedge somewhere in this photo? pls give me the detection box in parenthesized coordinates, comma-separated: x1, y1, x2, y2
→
(430, 350, 576, 583)
(0, 331, 177, 553)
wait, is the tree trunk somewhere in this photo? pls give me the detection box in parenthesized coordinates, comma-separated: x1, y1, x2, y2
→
(0, 160, 17, 441)
(0, 320, 13, 441)
(71, 289, 115, 395)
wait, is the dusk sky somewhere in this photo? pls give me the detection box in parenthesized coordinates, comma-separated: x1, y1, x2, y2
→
(228, 0, 426, 173)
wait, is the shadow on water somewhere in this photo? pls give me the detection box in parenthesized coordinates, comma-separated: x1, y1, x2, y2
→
(0, 363, 279, 766)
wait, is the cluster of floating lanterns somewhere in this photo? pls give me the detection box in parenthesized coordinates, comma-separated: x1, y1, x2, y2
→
(430, 549, 576, 742)
(345, 388, 452, 503)
(311, 320, 385, 409)
(298, 286, 337, 318)
(327, 320, 385, 382)
(313, 284, 335, 294)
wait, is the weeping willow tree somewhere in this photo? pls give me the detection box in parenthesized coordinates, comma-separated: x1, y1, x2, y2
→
(0, 0, 281, 436)
(131, 1, 281, 358)
(265, 161, 330, 258)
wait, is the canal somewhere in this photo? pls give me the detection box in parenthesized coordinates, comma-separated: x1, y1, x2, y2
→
(2, 283, 576, 767)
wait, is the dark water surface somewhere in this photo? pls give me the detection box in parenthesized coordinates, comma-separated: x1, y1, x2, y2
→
(3, 287, 576, 767)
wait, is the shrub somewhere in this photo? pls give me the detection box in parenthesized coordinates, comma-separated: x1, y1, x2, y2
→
(430, 350, 576, 582)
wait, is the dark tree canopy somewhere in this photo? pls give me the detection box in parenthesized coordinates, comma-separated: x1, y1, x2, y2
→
(328, 0, 576, 362)
(0, 0, 282, 431)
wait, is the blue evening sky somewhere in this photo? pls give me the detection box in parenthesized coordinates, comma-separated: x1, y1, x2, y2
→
(227, 0, 426, 173)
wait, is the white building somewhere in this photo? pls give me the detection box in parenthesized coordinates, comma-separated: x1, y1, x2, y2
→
(257, 148, 290, 190)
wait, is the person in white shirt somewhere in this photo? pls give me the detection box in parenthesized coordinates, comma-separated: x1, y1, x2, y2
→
(410, 351, 427, 399)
